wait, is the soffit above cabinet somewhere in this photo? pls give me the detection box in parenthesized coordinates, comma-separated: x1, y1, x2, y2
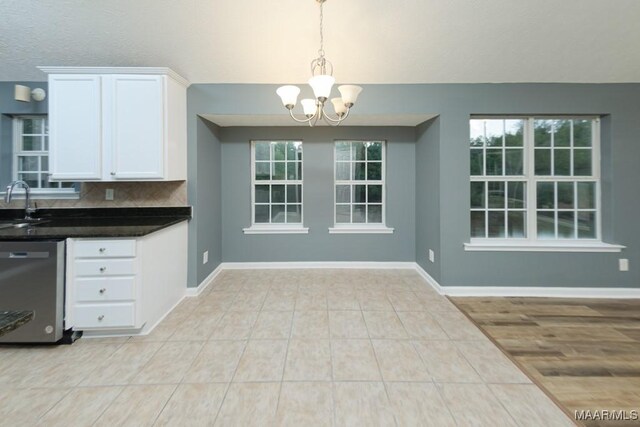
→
(201, 114, 437, 127)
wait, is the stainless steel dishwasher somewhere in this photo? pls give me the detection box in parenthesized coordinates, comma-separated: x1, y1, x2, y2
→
(0, 240, 65, 343)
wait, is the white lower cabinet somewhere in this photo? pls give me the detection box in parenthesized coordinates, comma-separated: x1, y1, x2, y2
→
(65, 221, 188, 334)
(75, 303, 136, 329)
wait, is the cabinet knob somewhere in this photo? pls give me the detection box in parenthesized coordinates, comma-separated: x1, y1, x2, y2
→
(110, 172, 116, 176)
(99, 267, 106, 273)
(99, 247, 106, 253)
(98, 315, 105, 321)
(99, 288, 106, 294)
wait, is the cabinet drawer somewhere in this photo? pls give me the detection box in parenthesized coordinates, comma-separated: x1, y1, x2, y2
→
(74, 240, 136, 258)
(74, 259, 136, 277)
(74, 302, 135, 329)
(75, 277, 135, 302)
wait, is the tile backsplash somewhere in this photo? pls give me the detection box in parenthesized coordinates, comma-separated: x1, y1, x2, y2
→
(0, 181, 187, 209)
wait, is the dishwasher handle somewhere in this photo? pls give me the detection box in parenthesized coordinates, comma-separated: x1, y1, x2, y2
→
(0, 251, 50, 259)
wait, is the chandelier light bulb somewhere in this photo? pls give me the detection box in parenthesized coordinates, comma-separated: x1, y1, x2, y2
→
(338, 85, 362, 107)
(276, 85, 301, 109)
(308, 75, 335, 101)
(331, 97, 347, 117)
(301, 99, 317, 117)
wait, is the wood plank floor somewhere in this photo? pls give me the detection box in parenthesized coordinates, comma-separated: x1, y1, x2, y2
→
(450, 297, 640, 427)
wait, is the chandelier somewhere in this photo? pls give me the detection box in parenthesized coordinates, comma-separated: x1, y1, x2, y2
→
(276, 0, 362, 126)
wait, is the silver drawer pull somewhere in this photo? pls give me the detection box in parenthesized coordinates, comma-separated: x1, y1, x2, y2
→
(99, 288, 106, 294)
(99, 248, 106, 253)
(99, 267, 106, 273)
(98, 315, 105, 321)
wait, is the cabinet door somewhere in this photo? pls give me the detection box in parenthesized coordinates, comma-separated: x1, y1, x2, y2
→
(109, 75, 165, 179)
(48, 75, 103, 180)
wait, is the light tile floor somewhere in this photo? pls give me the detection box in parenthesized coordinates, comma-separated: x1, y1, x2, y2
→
(0, 269, 574, 426)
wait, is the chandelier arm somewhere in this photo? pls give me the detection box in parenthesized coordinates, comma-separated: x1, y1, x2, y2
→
(288, 108, 316, 124)
(320, 104, 351, 125)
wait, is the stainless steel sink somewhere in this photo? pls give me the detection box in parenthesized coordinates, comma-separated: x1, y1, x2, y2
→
(0, 219, 51, 230)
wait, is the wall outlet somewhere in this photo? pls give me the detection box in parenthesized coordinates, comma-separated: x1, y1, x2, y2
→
(619, 258, 629, 272)
(428, 249, 435, 263)
(105, 189, 114, 201)
(203, 251, 209, 265)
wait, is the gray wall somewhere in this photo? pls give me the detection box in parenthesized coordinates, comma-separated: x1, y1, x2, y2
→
(219, 126, 416, 262)
(0, 82, 48, 189)
(415, 117, 441, 281)
(187, 86, 224, 287)
(188, 83, 640, 289)
(196, 118, 222, 283)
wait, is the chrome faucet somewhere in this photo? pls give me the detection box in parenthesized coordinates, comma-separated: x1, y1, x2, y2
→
(5, 180, 36, 220)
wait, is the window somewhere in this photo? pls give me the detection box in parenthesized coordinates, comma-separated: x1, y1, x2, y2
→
(331, 141, 393, 234)
(5, 116, 77, 197)
(244, 140, 308, 234)
(468, 117, 620, 251)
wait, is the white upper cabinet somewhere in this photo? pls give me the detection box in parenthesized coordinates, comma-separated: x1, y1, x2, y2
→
(110, 75, 164, 179)
(48, 75, 103, 180)
(41, 67, 188, 182)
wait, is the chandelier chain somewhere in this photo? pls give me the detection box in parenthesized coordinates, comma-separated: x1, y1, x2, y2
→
(318, 0, 324, 58)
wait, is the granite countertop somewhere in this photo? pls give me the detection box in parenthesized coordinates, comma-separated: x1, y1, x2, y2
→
(0, 311, 34, 337)
(0, 207, 191, 240)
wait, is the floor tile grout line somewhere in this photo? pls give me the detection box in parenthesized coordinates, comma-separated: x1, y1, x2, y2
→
(364, 288, 398, 427)
(273, 280, 299, 423)
(430, 381, 461, 426)
(89, 383, 130, 426)
(326, 289, 338, 427)
(209, 291, 250, 424)
(485, 382, 530, 427)
(148, 383, 180, 427)
(34, 384, 75, 424)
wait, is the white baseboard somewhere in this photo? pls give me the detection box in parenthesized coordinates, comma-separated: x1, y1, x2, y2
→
(413, 263, 640, 298)
(186, 264, 224, 297)
(220, 261, 416, 270)
(413, 263, 445, 295)
(442, 285, 640, 298)
(140, 293, 187, 334)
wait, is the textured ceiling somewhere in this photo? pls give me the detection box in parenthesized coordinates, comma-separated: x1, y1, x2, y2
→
(1, 0, 639, 83)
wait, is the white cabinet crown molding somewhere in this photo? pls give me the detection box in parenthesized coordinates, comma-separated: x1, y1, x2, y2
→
(38, 66, 190, 87)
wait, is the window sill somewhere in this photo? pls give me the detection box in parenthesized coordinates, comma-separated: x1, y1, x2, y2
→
(243, 226, 309, 235)
(464, 241, 625, 253)
(328, 226, 395, 235)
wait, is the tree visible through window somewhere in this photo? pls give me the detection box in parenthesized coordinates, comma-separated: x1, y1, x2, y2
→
(470, 117, 599, 241)
(334, 141, 386, 225)
(251, 140, 303, 225)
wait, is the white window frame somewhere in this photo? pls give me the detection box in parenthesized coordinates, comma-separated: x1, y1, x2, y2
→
(243, 140, 308, 234)
(466, 116, 623, 253)
(4, 115, 79, 200)
(329, 140, 394, 234)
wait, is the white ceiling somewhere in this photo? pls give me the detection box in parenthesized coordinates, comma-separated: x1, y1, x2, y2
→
(1, 0, 639, 84)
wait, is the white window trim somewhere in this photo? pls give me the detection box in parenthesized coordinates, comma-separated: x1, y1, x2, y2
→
(6, 115, 79, 200)
(328, 224, 394, 234)
(331, 140, 390, 233)
(469, 116, 611, 249)
(245, 140, 307, 234)
(243, 224, 309, 235)
(464, 240, 624, 253)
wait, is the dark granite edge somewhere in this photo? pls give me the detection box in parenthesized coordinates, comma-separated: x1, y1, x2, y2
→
(0, 311, 34, 338)
(0, 217, 189, 240)
(0, 206, 192, 221)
